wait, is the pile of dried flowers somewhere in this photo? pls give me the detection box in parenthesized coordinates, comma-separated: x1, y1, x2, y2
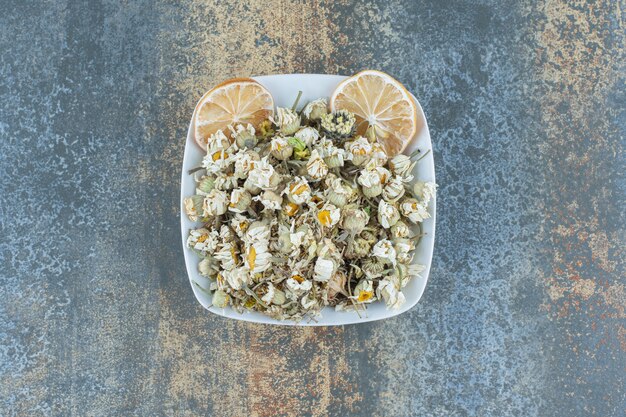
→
(184, 95, 435, 321)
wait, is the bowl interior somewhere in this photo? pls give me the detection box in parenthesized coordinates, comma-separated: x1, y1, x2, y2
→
(180, 74, 436, 326)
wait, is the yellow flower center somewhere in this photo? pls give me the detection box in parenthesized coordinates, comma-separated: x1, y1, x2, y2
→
(292, 274, 304, 283)
(317, 210, 332, 226)
(244, 298, 256, 309)
(247, 246, 256, 270)
(239, 221, 249, 232)
(290, 183, 308, 196)
(357, 290, 374, 303)
(196, 234, 208, 243)
(284, 202, 299, 217)
(212, 151, 227, 161)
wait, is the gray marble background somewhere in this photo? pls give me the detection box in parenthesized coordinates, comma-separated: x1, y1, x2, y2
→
(1, 1, 624, 416)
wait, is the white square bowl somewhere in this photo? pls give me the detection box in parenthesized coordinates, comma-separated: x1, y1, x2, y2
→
(180, 74, 436, 326)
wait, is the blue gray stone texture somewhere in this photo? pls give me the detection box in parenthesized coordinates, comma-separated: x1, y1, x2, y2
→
(0, 0, 624, 416)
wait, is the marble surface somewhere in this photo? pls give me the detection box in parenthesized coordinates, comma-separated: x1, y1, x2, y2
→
(0, 1, 624, 416)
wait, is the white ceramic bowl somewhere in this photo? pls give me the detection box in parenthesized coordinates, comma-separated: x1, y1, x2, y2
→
(180, 74, 436, 326)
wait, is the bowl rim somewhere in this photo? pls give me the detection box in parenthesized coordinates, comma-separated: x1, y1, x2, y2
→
(180, 73, 436, 326)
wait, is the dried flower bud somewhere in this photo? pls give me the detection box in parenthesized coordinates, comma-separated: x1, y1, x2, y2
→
(377, 200, 401, 229)
(389, 154, 415, 179)
(230, 123, 257, 149)
(326, 177, 354, 207)
(346, 237, 371, 259)
(295, 126, 320, 146)
(187, 227, 219, 255)
(360, 230, 378, 245)
(254, 190, 282, 210)
(382, 175, 406, 202)
(258, 119, 274, 137)
(184, 195, 204, 221)
(199, 256, 220, 277)
(285, 176, 312, 205)
(212, 289, 230, 308)
(228, 188, 252, 213)
(340, 207, 369, 234)
(400, 198, 430, 223)
(371, 239, 397, 265)
(361, 258, 386, 279)
(412, 181, 437, 205)
(271, 136, 294, 160)
(271, 107, 301, 135)
(214, 173, 238, 191)
(202, 189, 229, 216)
(345, 136, 372, 166)
(370, 142, 388, 166)
(303, 98, 327, 121)
(196, 176, 215, 195)
(306, 149, 329, 180)
(320, 110, 356, 141)
(377, 277, 406, 309)
(390, 220, 411, 239)
(394, 237, 415, 264)
(287, 136, 307, 152)
(248, 157, 281, 190)
(233, 150, 260, 179)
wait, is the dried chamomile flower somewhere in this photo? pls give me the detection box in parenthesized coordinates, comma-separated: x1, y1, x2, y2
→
(370, 142, 388, 167)
(184, 195, 204, 221)
(202, 134, 232, 174)
(302, 98, 327, 121)
(228, 188, 252, 213)
(230, 123, 257, 149)
(199, 256, 220, 277)
(326, 177, 354, 207)
(340, 206, 369, 235)
(389, 154, 416, 179)
(214, 240, 240, 271)
(400, 198, 430, 223)
(314, 257, 337, 282)
(286, 274, 313, 297)
(394, 237, 416, 264)
(345, 136, 372, 166)
(372, 239, 397, 266)
(270, 136, 294, 160)
(233, 150, 260, 179)
(353, 279, 375, 304)
(316, 203, 341, 228)
(212, 289, 230, 308)
(378, 200, 401, 229)
(258, 119, 274, 137)
(196, 175, 215, 195)
(357, 164, 383, 198)
(230, 214, 251, 238)
(271, 107, 301, 135)
(187, 228, 219, 256)
(247, 157, 281, 190)
(360, 230, 378, 245)
(306, 149, 329, 181)
(361, 257, 386, 279)
(295, 126, 320, 146)
(377, 277, 405, 309)
(285, 176, 311, 205)
(320, 110, 356, 141)
(214, 173, 239, 191)
(382, 175, 406, 202)
(390, 220, 412, 239)
(206, 129, 231, 151)
(412, 181, 437, 205)
(318, 138, 345, 168)
(245, 242, 272, 274)
(345, 237, 371, 259)
(222, 267, 250, 290)
(203, 189, 229, 216)
(262, 283, 286, 305)
(254, 190, 283, 211)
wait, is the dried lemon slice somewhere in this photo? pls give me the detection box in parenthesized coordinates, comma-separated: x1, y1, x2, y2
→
(330, 70, 419, 156)
(194, 78, 274, 149)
